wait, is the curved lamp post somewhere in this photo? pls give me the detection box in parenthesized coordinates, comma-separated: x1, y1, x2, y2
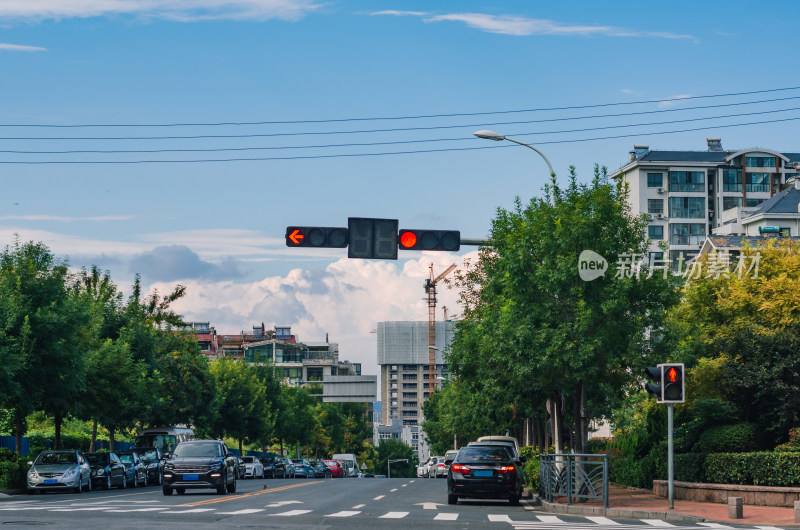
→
(473, 129, 556, 205)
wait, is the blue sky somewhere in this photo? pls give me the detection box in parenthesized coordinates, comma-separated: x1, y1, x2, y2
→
(2, 0, 799, 376)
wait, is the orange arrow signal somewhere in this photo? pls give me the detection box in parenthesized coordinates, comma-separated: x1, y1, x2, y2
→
(289, 229, 304, 245)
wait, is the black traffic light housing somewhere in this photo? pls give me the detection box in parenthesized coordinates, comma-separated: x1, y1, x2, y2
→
(644, 363, 685, 403)
(286, 226, 348, 248)
(398, 229, 460, 251)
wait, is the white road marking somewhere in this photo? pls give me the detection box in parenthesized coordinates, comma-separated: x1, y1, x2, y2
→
(352, 504, 366, 509)
(273, 509, 312, 516)
(699, 524, 733, 529)
(326, 510, 361, 517)
(641, 521, 676, 527)
(488, 514, 513, 523)
(48, 507, 111, 511)
(587, 516, 621, 525)
(379, 511, 409, 519)
(409, 480, 415, 483)
(373, 495, 385, 500)
(105, 508, 167, 513)
(415, 502, 444, 510)
(265, 500, 303, 507)
(536, 515, 564, 523)
(218, 509, 265, 515)
(159, 508, 215, 514)
(401, 484, 407, 487)
(390, 488, 398, 492)
(434, 513, 459, 521)
(755, 527, 784, 530)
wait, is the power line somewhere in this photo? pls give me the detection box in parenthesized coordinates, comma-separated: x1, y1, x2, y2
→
(3, 101, 800, 142)
(2, 115, 800, 164)
(1, 86, 800, 128)
(2, 105, 799, 155)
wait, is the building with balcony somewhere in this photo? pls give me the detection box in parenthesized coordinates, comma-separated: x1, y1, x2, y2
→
(610, 139, 800, 264)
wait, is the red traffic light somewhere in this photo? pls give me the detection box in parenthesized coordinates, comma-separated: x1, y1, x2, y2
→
(666, 366, 679, 383)
(400, 231, 417, 248)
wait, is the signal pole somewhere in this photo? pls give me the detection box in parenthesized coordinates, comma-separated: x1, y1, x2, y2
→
(668, 403, 674, 509)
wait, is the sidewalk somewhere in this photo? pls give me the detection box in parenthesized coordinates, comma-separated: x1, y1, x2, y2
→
(529, 486, 800, 527)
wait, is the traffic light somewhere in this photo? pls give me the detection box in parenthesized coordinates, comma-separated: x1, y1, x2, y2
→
(286, 226, 348, 248)
(398, 229, 461, 252)
(644, 363, 685, 403)
(348, 217, 398, 260)
(644, 366, 662, 401)
(662, 364, 685, 403)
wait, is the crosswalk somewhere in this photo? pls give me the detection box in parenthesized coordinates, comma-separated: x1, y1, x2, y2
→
(0, 502, 789, 528)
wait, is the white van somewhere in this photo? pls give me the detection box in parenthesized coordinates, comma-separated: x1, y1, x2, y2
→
(135, 426, 194, 455)
(331, 453, 359, 478)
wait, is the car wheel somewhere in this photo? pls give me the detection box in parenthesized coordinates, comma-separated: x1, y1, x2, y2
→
(447, 493, 458, 505)
(120, 474, 127, 489)
(216, 471, 227, 495)
(325, 470, 331, 479)
(156, 472, 162, 486)
(105, 476, 112, 490)
(74, 479, 82, 494)
(86, 476, 91, 492)
(162, 486, 172, 496)
(227, 476, 236, 493)
(131, 472, 137, 488)
(176, 488, 185, 495)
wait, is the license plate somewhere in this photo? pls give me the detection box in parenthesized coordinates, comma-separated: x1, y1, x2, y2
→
(473, 470, 493, 477)
(183, 474, 199, 481)
(43, 479, 58, 484)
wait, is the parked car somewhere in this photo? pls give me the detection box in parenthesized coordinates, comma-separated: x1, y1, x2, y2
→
(27, 450, 92, 494)
(85, 452, 127, 490)
(416, 461, 427, 477)
(423, 456, 443, 478)
(443, 449, 459, 475)
(241, 456, 264, 479)
(467, 441, 522, 463)
(331, 453, 359, 478)
(161, 439, 237, 495)
(322, 459, 343, 478)
(229, 455, 246, 479)
(476, 435, 520, 459)
(259, 454, 281, 478)
(309, 461, 332, 478)
(132, 447, 164, 485)
(117, 451, 148, 488)
(281, 457, 296, 478)
(429, 456, 448, 478)
(291, 459, 315, 478)
(447, 445, 523, 506)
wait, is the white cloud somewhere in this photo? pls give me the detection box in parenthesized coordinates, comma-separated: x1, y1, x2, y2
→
(0, 43, 46, 52)
(658, 94, 692, 108)
(620, 88, 642, 95)
(370, 11, 697, 41)
(166, 253, 475, 379)
(0, 0, 323, 22)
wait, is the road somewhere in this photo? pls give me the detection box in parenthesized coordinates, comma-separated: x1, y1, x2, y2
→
(0, 476, 789, 529)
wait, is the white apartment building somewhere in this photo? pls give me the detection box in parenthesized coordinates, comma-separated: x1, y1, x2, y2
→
(610, 139, 800, 263)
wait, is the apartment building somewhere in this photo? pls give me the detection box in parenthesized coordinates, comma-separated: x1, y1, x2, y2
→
(610, 139, 800, 263)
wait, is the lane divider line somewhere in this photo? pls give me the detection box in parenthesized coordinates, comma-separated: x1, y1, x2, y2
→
(181, 481, 321, 507)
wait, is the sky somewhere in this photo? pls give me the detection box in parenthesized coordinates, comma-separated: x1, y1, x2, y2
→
(2, 0, 800, 380)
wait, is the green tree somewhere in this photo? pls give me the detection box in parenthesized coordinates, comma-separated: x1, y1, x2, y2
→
(376, 439, 418, 478)
(448, 166, 678, 452)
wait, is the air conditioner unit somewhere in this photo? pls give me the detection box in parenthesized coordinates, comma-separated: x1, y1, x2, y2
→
(657, 187, 665, 194)
(647, 214, 653, 220)
(656, 213, 666, 220)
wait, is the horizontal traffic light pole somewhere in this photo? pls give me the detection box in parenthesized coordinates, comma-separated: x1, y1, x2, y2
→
(285, 218, 487, 259)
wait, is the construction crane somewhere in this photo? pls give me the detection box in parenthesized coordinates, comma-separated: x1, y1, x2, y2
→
(426, 262, 456, 394)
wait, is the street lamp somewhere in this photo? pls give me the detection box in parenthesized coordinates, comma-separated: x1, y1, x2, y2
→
(473, 129, 556, 205)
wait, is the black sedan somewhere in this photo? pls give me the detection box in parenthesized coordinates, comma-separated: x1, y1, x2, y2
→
(117, 451, 149, 487)
(85, 452, 127, 490)
(446, 445, 523, 506)
(161, 439, 237, 495)
(132, 447, 164, 485)
(308, 460, 332, 478)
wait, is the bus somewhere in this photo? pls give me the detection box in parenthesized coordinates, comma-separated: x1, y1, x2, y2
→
(134, 427, 194, 454)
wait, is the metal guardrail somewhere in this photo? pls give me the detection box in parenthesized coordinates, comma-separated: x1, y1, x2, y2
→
(539, 453, 609, 508)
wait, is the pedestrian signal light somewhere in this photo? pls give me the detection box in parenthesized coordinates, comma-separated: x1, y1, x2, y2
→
(662, 364, 685, 403)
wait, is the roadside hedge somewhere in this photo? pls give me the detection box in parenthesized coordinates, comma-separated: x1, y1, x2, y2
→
(695, 423, 757, 453)
(674, 453, 706, 483)
(705, 452, 800, 487)
(0, 449, 28, 490)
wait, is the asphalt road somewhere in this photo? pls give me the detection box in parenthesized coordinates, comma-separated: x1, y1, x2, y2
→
(0, 476, 791, 529)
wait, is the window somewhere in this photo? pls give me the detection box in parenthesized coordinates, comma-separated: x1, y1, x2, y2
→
(402, 383, 417, 389)
(746, 173, 769, 193)
(402, 374, 417, 380)
(648, 225, 663, 240)
(745, 156, 776, 168)
(723, 196, 743, 210)
(403, 420, 417, 426)
(403, 392, 417, 398)
(423, 373, 430, 380)
(402, 364, 417, 371)
(669, 224, 705, 246)
(402, 410, 417, 417)
(647, 173, 663, 187)
(649, 252, 665, 263)
(423, 383, 430, 389)
(647, 199, 664, 214)
(306, 367, 323, 382)
(403, 401, 417, 407)
(670, 251, 698, 270)
(669, 171, 704, 192)
(746, 198, 765, 207)
(669, 197, 705, 218)
(283, 367, 302, 379)
(722, 169, 742, 192)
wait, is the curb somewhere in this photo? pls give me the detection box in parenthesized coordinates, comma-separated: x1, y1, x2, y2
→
(523, 494, 705, 523)
(0, 489, 26, 497)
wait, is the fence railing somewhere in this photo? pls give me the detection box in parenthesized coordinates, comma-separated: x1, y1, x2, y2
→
(539, 453, 609, 508)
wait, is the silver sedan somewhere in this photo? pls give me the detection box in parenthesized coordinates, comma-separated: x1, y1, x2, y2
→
(27, 450, 92, 493)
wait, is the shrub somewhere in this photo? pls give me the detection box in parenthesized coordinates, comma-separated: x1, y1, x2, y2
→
(695, 423, 756, 453)
(775, 428, 800, 452)
(674, 453, 706, 483)
(585, 438, 612, 454)
(0, 458, 28, 490)
(610, 455, 647, 489)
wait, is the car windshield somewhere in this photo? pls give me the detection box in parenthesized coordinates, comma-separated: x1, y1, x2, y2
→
(35, 452, 77, 465)
(85, 453, 109, 465)
(458, 447, 512, 462)
(139, 450, 158, 461)
(291, 459, 304, 464)
(172, 443, 222, 457)
(118, 454, 134, 464)
(241, 457, 255, 463)
(323, 460, 337, 466)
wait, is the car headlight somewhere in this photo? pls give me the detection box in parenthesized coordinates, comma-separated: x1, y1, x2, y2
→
(93, 468, 105, 476)
(28, 469, 38, 478)
(164, 463, 174, 470)
(63, 467, 78, 478)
